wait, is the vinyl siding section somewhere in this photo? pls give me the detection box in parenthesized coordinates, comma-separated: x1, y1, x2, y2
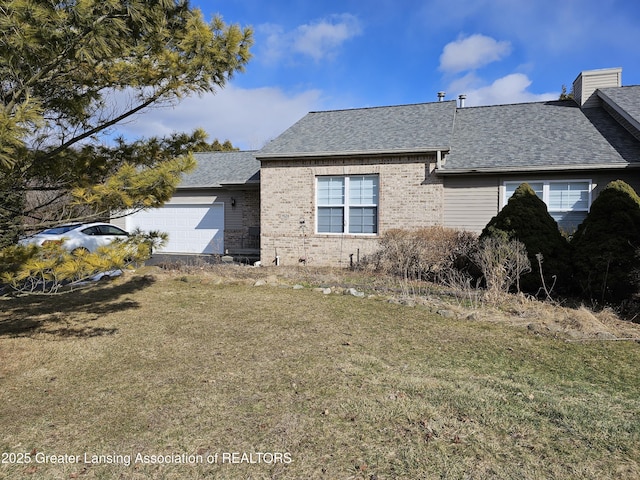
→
(589, 171, 640, 197)
(442, 171, 640, 234)
(573, 68, 622, 108)
(443, 177, 499, 233)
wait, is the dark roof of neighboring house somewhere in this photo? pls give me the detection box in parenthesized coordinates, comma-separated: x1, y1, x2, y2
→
(178, 151, 260, 188)
(441, 99, 640, 173)
(258, 101, 456, 159)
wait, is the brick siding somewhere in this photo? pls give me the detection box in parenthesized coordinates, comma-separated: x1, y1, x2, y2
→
(260, 155, 443, 266)
(224, 188, 260, 252)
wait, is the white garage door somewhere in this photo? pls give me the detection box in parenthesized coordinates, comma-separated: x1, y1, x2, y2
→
(125, 204, 224, 254)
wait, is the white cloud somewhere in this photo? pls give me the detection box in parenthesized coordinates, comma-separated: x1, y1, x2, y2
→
(259, 23, 287, 64)
(293, 14, 362, 61)
(452, 73, 558, 106)
(439, 34, 512, 73)
(258, 14, 362, 64)
(114, 84, 323, 150)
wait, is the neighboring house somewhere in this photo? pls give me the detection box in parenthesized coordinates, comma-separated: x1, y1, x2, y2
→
(256, 67, 640, 266)
(114, 151, 260, 257)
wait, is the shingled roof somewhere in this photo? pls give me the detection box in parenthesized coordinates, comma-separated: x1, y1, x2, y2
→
(179, 151, 260, 188)
(597, 85, 640, 136)
(256, 87, 640, 174)
(441, 99, 640, 173)
(258, 101, 456, 159)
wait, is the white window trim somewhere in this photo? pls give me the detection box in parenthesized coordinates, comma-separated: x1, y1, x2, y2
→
(501, 179, 593, 213)
(316, 175, 379, 235)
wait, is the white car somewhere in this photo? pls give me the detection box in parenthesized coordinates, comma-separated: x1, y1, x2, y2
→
(20, 222, 129, 254)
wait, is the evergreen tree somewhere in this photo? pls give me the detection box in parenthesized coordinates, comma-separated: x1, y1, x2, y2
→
(571, 180, 640, 303)
(0, 0, 252, 246)
(480, 183, 571, 294)
(559, 84, 574, 100)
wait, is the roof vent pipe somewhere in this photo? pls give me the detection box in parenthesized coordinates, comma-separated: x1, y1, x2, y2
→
(458, 94, 466, 108)
(437, 91, 446, 102)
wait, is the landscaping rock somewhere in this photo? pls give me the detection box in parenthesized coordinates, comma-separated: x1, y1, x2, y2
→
(253, 279, 267, 287)
(437, 309, 456, 318)
(398, 298, 416, 307)
(348, 288, 365, 298)
(595, 331, 618, 340)
(527, 323, 544, 333)
(293, 284, 304, 290)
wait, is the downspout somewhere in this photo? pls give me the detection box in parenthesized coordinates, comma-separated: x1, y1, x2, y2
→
(436, 150, 442, 170)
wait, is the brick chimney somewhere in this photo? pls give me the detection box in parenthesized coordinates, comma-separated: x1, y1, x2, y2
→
(572, 67, 622, 108)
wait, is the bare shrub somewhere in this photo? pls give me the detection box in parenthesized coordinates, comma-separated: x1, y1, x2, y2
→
(361, 227, 477, 283)
(481, 183, 571, 294)
(472, 236, 531, 298)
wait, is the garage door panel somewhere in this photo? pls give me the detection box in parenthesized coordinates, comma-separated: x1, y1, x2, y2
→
(125, 204, 224, 254)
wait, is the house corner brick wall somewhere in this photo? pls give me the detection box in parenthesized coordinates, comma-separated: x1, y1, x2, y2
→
(260, 155, 443, 266)
(224, 188, 260, 251)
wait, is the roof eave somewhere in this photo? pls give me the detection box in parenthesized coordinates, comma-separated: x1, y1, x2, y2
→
(177, 181, 260, 190)
(436, 162, 639, 175)
(257, 147, 450, 161)
(177, 184, 222, 189)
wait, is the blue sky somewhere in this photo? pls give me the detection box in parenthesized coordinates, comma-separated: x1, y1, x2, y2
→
(120, 0, 640, 150)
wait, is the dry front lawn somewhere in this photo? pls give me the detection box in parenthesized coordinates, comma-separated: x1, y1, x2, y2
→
(1, 269, 639, 479)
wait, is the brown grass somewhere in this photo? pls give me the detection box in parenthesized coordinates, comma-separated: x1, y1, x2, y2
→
(1, 267, 639, 479)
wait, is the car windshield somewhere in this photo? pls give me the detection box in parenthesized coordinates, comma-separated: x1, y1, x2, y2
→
(40, 225, 81, 235)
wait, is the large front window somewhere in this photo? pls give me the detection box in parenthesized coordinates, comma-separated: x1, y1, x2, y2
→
(317, 175, 378, 234)
(504, 180, 591, 232)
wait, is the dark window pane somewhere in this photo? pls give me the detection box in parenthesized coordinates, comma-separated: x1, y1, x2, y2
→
(349, 207, 377, 234)
(550, 211, 587, 234)
(318, 207, 344, 233)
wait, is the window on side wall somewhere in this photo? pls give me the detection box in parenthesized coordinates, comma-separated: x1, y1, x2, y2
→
(317, 175, 379, 234)
(503, 180, 592, 232)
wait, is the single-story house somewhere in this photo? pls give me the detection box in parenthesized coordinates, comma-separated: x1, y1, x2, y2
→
(114, 150, 260, 257)
(256, 67, 640, 266)
(116, 67, 640, 266)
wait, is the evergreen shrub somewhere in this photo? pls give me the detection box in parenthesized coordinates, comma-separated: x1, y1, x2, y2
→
(571, 180, 640, 303)
(480, 183, 571, 294)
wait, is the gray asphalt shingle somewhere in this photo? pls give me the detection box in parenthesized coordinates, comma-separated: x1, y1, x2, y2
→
(598, 85, 640, 130)
(257, 92, 640, 172)
(186, 85, 640, 184)
(443, 100, 640, 172)
(258, 101, 456, 158)
(179, 151, 260, 188)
